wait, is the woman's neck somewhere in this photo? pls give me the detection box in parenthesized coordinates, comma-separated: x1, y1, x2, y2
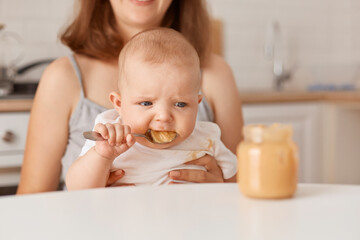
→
(118, 24, 146, 44)
(116, 22, 160, 43)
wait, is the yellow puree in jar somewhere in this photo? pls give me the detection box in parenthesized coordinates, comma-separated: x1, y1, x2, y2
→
(237, 124, 298, 199)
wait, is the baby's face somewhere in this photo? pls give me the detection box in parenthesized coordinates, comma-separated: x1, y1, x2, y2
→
(118, 58, 201, 149)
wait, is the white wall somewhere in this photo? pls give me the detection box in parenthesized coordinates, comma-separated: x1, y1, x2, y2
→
(0, 0, 73, 80)
(1, 0, 360, 90)
(0, 0, 73, 63)
(207, 0, 360, 90)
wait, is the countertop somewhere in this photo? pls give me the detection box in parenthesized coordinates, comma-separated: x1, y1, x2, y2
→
(0, 183, 359, 240)
(1, 90, 360, 112)
(239, 90, 360, 104)
(0, 98, 33, 112)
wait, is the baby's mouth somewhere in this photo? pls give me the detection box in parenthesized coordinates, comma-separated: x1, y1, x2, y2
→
(149, 130, 178, 144)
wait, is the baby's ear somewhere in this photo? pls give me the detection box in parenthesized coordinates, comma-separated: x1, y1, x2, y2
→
(109, 92, 121, 110)
(198, 94, 203, 104)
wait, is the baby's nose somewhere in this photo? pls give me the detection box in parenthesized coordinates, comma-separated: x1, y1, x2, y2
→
(154, 106, 173, 122)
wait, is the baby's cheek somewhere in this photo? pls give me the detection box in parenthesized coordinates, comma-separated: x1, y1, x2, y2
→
(177, 121, 196, 141)
(129, 119, 150, 134)
(176, 125, 193, 140)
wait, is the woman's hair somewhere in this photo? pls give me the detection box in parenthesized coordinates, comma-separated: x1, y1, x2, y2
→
(60, 0, 212, 66)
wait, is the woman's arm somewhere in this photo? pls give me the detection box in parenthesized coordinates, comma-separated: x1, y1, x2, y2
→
(17, 57, 80, 194)
(202, 54, 244, 153)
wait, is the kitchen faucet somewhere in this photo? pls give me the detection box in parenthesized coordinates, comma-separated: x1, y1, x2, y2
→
(264, 21, 291, 90)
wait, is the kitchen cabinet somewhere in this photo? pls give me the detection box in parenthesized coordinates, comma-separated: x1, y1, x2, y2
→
(321, 103, 360, 184)
(243, 101, 360, 185)
(243, 102, 324, 183)
(0, 112, 29, 187)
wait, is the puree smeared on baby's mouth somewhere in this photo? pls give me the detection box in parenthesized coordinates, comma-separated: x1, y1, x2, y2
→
(150, 130, 177, 143)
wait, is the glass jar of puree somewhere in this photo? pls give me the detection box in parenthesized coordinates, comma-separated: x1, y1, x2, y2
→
(237, 124, 298, 199)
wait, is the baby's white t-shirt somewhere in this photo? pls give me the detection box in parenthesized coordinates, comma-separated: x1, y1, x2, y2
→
(80, 109, 237, 186)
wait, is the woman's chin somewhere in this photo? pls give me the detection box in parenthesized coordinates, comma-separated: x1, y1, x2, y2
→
(127, 16, 161, 29)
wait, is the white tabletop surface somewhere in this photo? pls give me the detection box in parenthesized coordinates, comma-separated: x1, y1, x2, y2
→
(0, 183, 360, 240)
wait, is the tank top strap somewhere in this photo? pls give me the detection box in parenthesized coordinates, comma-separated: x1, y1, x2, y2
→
(68, 54, 85, 98)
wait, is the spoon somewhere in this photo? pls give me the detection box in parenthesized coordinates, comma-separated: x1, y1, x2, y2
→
(83, 130, 178, 145)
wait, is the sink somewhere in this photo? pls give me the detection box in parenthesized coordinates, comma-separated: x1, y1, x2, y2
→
(0, 82, 38, 99)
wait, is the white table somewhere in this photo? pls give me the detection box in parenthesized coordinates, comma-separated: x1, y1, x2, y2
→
(0, 183, 359, 240)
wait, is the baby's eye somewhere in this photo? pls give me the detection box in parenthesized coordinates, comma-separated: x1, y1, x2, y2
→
(140, 101, 152, 106)
(175, 102, 187, 108)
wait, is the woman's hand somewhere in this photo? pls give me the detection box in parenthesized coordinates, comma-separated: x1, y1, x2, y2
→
(106, 169, 135, 187)
(106, 169, 124, 186)
(168, 154, 225, 183)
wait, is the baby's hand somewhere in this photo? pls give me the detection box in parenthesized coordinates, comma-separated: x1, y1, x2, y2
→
(93, 123, 135, 161)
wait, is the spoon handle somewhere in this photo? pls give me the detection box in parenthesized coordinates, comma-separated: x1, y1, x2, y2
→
(83, 131, 104, 141)
(132, 133, 145, 137)
(83, 131, 145, 141)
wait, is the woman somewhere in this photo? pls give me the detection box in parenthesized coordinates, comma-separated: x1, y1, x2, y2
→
(17, 0, 243, 194)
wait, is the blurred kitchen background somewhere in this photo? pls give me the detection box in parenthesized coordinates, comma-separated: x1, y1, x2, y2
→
(1, 0, 360, 90)
(1, 0, 360, 194)
(211, 0, 360, 91)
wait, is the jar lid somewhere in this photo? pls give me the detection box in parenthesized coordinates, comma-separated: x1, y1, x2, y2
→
(243, 123, 292, 143)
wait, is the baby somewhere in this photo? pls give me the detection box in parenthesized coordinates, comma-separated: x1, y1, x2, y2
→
(66, 28, 237, 189)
